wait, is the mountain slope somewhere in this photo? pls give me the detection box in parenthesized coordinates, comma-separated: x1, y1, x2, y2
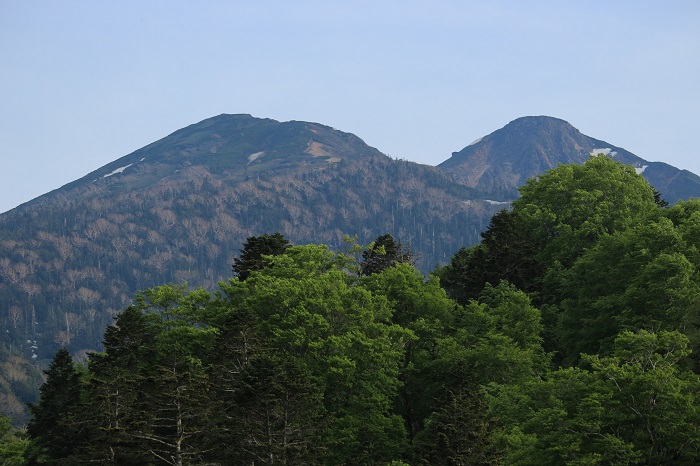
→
(0, 115, 500, 403)
(438, 116, 700, 204)
(24, 114, 388, 209)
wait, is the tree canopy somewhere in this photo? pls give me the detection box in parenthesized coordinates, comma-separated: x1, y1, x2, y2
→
(22, 157, 700, 465)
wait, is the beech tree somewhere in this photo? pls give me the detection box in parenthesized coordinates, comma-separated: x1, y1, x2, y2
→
(555, 214, 700, 365)
(220, 244, 411, 464)
(0, 414, 27, 465)
(513, 155, 658, 268)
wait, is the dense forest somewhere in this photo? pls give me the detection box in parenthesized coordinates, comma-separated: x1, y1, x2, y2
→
(0, 149, 499, 425)
(2, 156, 700, 465)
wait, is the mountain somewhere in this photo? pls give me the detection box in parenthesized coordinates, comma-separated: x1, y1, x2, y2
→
(438, 116, 700, 204)
(3, 113, 700, 424)
(0, 114, 503, 422)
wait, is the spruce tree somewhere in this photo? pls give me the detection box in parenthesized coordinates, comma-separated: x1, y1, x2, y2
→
(360, 233, 411, 276)
(25, 348, 84, 465)
(81, 306, 158, 464)
(232, 232, 290, 280)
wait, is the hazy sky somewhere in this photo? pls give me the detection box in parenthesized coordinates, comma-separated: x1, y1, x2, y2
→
(2, 1, 699, 214)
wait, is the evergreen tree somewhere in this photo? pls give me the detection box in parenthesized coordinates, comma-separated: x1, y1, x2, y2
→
(25, 349, 84, 465)
(438, 210, 544, 305)
(226, 352, 326, 465)
(0, 414, 27, 466)
(81, 306, 158, 464)
(360, 233, 411, 276)
(413, 386, 498, 466)
(232, 232, 290, 280)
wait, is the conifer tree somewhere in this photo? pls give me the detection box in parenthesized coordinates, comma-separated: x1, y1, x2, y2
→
(232, 232, 290, 280)
(81, 306, 158, 464)
(360, 233, 412, 276)
(25, 348, 84, 465)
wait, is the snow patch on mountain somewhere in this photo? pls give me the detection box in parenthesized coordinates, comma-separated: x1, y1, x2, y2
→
(590, 148, 618, 157)
(635, 165, 649, 174)
(248, 151, 265, 162)
(103, 163, 133, 178)
(484, 199, 510, 205)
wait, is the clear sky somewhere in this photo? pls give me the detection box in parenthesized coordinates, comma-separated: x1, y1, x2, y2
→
(1, 1, 699, 214)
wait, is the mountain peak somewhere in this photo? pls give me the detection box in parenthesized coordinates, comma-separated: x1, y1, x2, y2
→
(49, 114, 388, 197)
(506, 115, 573, 127)
(438, 115, 700, 204)
(438, 116, 637, 198)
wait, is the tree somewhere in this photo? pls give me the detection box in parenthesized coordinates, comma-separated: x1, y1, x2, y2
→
(554, 215, 700, 365)
(513, 155, 658, 268)
(360, 233, 412, 276)
(0, 414, 27, 466)
(25, 349, 84, 465)
(437, 210, 544, 305)
(489, 330, 700, 465)
(80, 306, 158, 464)
(436, 245, 489, 305)
(221, 244, 411, 464)
(412, 386, 498, 466)
(136, 285, 217, 466)
(232, 232, 290, 281)
(362, 263, 466, 441)
(225, 352, 327, 465)
(585, 331, 700, 464)
(82, 286, 217, 465)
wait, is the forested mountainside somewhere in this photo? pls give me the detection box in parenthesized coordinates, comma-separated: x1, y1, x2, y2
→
(439, 116, 700, 203)
(5, 156, 700, 466)
(0, 114, 502, 424)
(2, 113, 699, 431)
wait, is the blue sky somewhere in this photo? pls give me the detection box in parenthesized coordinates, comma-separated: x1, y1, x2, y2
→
(1, 1, 699, 214)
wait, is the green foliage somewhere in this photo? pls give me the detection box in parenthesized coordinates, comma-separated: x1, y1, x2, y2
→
(0, 414, 27, 466)
(555, 211, 700, 365)
(513, 155, 657, 267)
(413, 386, 498, 465)
(221, 244, 412, 464)
(438, 210, 545, 305)
(490, 330, 700, 465)
(82, 306, 158, 464)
